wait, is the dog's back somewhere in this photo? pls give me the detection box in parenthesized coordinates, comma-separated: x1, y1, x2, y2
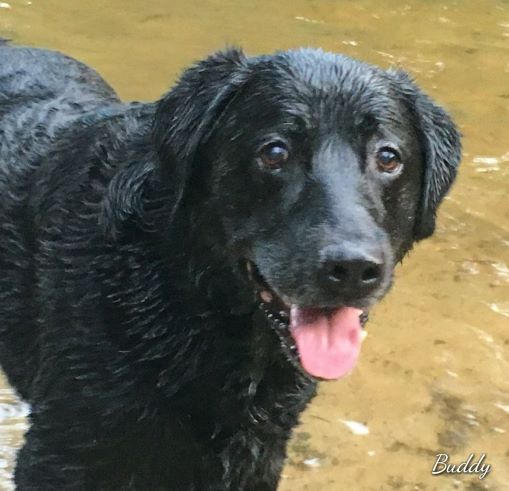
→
(0, 44, 120, 157)
(0, 44, 121, 399)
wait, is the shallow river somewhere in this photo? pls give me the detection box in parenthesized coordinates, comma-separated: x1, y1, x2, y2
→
(0, 0, 508, 490)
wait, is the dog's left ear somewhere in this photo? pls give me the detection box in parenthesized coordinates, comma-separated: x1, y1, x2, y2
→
(152, 48, 250, 217)
(388, 69, 462, 241)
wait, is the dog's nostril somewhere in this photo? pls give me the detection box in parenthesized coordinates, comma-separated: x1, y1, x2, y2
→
(324, 258, 383, 290)
(328, 264, 349, 283)
(361, 265, 381, 284)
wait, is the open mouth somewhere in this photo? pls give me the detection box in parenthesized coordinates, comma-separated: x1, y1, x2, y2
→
(245, 260, 369, 381)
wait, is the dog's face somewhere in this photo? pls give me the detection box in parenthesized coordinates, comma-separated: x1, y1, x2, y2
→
(143, 49, 461, 379)
(204, 53, 426, 312)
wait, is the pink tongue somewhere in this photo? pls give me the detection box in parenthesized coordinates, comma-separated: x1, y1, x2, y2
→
(289, 306, 363, 380)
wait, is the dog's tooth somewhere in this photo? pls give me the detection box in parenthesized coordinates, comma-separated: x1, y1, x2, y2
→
(260, 290, 273, 303)
(360, 330, 368, 343)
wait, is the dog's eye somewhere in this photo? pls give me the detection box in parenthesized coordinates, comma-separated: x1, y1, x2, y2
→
(258, 142, 289, 169)
(376, 147, 402, 173)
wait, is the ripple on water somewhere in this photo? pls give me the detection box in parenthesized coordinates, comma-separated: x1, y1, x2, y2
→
(488, 302, 509, 318)
(0, 386, 28, 491)
(472, 151, 509, 175)
(0, 402, 29, 422)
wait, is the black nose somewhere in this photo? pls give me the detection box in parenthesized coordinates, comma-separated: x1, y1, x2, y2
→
(321, 250, 384, 297)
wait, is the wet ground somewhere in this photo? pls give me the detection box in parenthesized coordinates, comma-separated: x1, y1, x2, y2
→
(0, 0, 508, 489)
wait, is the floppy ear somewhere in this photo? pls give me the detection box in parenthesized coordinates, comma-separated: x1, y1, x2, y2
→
(100, 156, 158, 240)
(389, 70, 462, 241)
(101, 48, 249, 240)
(152, 48, 250, 216)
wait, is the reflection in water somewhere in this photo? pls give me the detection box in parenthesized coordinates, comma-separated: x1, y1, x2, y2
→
(0, 0, 508, 489)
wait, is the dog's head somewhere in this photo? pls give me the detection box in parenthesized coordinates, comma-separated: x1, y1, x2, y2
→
(109, 48, 461, 379)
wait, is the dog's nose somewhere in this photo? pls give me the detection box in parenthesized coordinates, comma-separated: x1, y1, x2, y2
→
(321, 248, 384, 296)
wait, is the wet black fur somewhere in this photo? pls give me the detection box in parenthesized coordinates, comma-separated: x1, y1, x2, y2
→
(0, 43, 460, 490)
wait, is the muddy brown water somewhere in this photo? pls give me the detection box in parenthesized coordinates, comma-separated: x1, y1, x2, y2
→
(0, 0, 508, 490)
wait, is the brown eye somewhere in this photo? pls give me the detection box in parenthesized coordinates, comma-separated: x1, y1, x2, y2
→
(376, 147, 402, 173)
(258, 142, 289, 169)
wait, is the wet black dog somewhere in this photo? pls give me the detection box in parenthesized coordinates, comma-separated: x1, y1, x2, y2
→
(0, 43, 460, 490)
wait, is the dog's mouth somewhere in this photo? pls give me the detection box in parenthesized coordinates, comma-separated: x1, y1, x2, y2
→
(245, 260, 369, 381)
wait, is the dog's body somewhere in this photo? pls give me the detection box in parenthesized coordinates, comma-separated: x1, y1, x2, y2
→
(0, 43, 460, 490)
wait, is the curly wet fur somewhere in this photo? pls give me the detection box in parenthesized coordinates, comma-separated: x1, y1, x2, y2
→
(0, 43, 460, 490)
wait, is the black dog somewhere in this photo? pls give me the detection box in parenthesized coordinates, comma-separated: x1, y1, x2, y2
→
(0, 42, 461, 490)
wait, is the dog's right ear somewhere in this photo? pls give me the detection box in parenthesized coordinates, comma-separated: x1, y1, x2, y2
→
(152, 48, 250, 218)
